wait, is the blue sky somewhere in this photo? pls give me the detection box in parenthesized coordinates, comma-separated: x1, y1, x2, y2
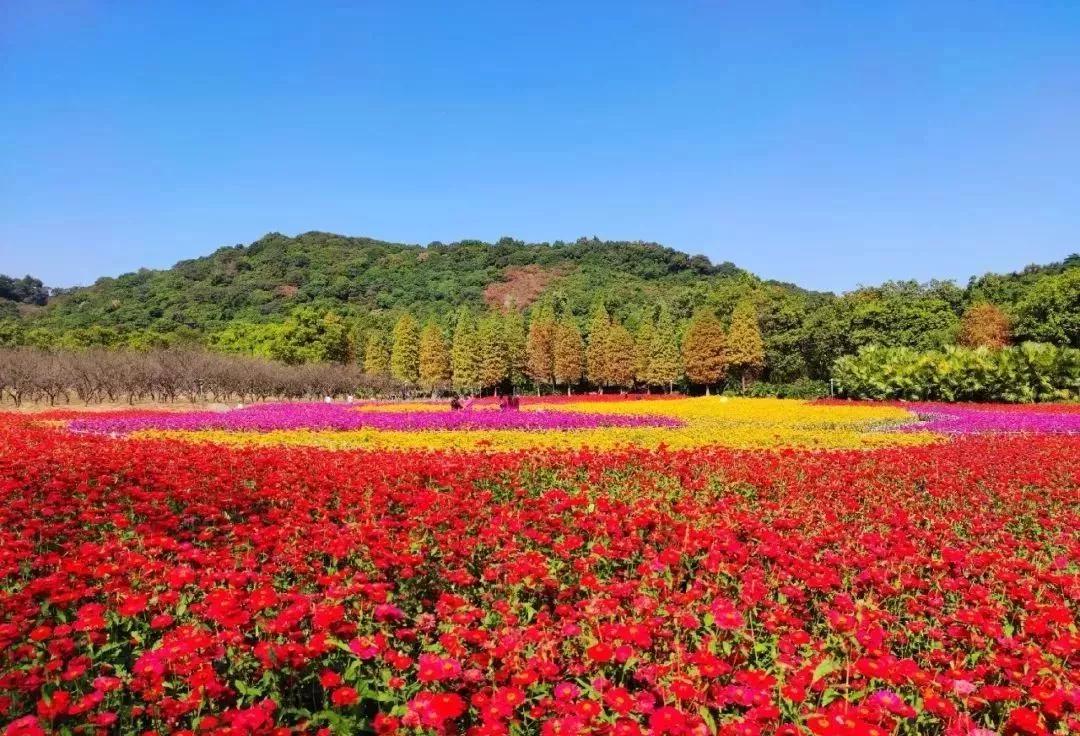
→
(1, 1, 1078, 292)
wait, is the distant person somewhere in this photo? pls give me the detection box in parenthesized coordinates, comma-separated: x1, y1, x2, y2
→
(449, 396, 462, 411)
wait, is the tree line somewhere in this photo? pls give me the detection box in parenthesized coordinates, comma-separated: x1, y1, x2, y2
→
(0, 297, 1070, 406)
(0, 348, 398, 407)
(362, 299, 768, 395)
(2, 234, 1077, 389)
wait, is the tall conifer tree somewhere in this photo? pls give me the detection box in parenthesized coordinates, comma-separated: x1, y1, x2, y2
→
(363, 330, 391, 377)
(390, 313, 420, 385)
(682, 309, 727, 394)
(586, 304, 612, 391)
(503, 310, 527, 388)
(552, 319, 584, 395)
(477, 313, 509, 394)
(418, 321, 451, 392)
(648, 303, 682, 392)
(525, 304, 557, 392)
(451, 308, 481, 393)
(727, 300, 766, 390)
(634, 313, 657, 388)
(606, 322, 636, 389)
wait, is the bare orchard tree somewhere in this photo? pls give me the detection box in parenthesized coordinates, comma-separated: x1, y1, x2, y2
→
(0, 347, 401, 406)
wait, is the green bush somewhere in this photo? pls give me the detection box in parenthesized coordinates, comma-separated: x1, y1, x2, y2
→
(724, 378, 830, 400)
(832, 343, 1080, 402)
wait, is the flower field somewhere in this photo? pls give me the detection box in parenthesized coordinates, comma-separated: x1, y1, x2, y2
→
(1, 397, 1078, 735)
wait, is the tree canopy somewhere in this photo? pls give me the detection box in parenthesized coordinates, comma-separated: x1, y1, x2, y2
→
(2, 236, 1076, 390)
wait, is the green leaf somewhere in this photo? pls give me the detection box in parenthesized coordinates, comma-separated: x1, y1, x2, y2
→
(811, 657, 841, 684)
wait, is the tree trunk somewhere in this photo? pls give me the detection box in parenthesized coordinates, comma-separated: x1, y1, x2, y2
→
(706, 384, 711, 396)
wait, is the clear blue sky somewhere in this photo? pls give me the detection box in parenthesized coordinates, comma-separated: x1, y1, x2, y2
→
(2, 1, 1078, 292)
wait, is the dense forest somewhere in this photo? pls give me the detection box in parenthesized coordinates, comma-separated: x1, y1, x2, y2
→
(1, 232, 1078, 392)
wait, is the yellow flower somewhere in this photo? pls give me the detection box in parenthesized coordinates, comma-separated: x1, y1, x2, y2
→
(134, 397, 939, 451)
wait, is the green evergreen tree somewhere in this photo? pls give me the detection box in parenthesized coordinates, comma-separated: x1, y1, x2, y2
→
(727, 299, 766, 390)
(477, 313, 509, 394)
(390, 313, 420, 385)
(451, 308, 481, 393)
(418, 321, 451, 392)
(363, 330, 391, 376)
(606, 322, 636, 389)
(553, 318, 584, 394)
(586, 303, 612, 391)
(647, 303, 682, 392)
(634, 312, 657, 388)
(503, 310, 527, 388)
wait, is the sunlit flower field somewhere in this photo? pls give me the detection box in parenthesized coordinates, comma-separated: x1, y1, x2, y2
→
(70, 397, 936, 451)
(2, 396, 1078, 735)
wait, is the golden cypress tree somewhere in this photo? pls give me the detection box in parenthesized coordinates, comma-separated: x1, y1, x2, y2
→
(477, 313, 509, 394)
(552, 319, 584, 395)
(647, 303, 682, 392)
(525, 304, 557, 391)
(634, 313, 657, 387)
(390, 313, 421, 385)
(681, 309, 726, 394)
(606, 322, 636, 389)
(363, 330, 391, 377)
(451, 308, 481, 394)
(586, 304, 612, 391)
(727, 299, 766, 390)
(503, 310, 527, 388)
(418, 321, 451, 392)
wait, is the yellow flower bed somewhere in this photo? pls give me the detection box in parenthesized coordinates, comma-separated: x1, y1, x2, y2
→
(134, 397, 939, 451)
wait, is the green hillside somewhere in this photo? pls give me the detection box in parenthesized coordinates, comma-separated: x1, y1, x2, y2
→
(26, 232, 750, 331)
(1, 232, 1077, 384)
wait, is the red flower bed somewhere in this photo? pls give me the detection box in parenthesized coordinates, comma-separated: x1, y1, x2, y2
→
(0, 415, 1077, 735)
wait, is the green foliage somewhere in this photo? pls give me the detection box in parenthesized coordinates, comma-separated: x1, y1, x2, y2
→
(585, 304, 612, 388)
(24, 234, 743, 334)
(265, 309, 352, 365)
(726, 299, 766, 388)
(477, 313, 509, 392)
(6, 237, 1078, 390)
(451, 308, 481, 393)
(645, 303, 681, 391)
(390, 313, 421, 385)
(552, 318, 584, 391)
(833, 343, 1080, 402)
(728, 378, 830, 400)
(1012, 268, 1080, 347)
(633, 312, 657, 385)
(418, 321, 451, 391)
(363, 331, 391, 377)
(0, 274, 48, 305)
(502, 310, 527, 387)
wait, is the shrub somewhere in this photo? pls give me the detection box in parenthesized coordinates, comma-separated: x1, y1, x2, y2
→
(832, 343, 1080, 402)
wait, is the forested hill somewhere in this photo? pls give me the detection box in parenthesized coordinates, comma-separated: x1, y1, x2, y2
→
(2, 232, 1078, 383)
(22, 232, 753, 331)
